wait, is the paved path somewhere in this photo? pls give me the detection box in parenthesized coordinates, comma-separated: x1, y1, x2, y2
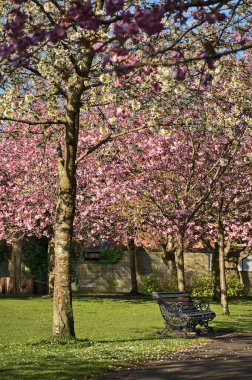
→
(94, 333, 252, 379)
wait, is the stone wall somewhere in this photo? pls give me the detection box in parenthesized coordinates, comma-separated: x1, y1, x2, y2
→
(136, 248, 210, 277)
(2, 247, 251, 294)
(240, 271, 252, 287)
(74, 249, 211, 293)
(74, 249, 252, 293)
(74, 252, 132, 293)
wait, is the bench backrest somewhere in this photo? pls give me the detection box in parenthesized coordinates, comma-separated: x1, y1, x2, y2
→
(152, 291, 196, 313)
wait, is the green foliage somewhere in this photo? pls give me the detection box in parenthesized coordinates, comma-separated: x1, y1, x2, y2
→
(244, 287, 252, 296)
(142, 274, 177, 294)
(188, 274, 214, 297)
(106, 277, 118, 292)
(0, 240, 10, 264)
(71, 240, 86, 261)
(142, 273, 161, 295)
(160, 276, 178, 291)
(187, 273, 246, 298)
(100, 247, 124, 263)
(226, 273, 245, 296)
(23, 236, 48, 281)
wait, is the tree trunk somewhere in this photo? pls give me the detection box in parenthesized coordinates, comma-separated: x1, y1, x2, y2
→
(48, 239, 55, 296)
(212, 243, 221, 300)
(164, 250, 177, 277)
(127, 238, 138, 295)
(53, 189, 75, 338)
(52, 75, 84, 339)
(161, 236, 177, 278)
(226, 245, 251, 285)
(175, 237, 185, 291)
(218, 221, 230, 315)
(9, 238, 23, 294)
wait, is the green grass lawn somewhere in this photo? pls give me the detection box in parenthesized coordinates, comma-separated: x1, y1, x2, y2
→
(0, 294, 251, 380)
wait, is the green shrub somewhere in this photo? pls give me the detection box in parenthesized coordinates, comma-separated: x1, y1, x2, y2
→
(160, 276, 178, 291)
(142, 273, 161, 295)
(226, 273, 245, 296)
(188, 274, 213, 297)
(244, 286, 252, 296)
(100, 247, 124, 263)
(107, 277, 118, 292)
(188, 272, 245, 298)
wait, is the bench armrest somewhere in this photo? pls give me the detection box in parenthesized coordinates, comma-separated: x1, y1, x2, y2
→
(193, 298, 210, 311)
(161, 304, 189, 327)
(164, 302, 183, 314)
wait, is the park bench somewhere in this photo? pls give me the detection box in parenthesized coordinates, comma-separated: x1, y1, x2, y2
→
(152, 291, 216, 336)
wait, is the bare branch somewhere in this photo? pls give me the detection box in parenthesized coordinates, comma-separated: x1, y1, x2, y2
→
(76, 125, 148, 165)
(0, 117, 66, 125)
(120, 43, 252, 71)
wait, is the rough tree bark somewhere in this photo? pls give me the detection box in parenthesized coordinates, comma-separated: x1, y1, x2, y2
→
(161, 235, 177, 279)
(48, 239, 55, 296)
(175, 236, 185, 291)
(226, 245, 252, 284)
(162, 235, 177, 273)
(201, 239, 221, 300)
(52, 75, 84, 338)
(212, 244, 221, 300)
(218, 218, 230, 315)
(127, 238, 139, 295)
(52, 0, 104, 339)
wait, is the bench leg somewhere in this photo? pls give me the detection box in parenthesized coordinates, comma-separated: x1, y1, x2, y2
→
(160, 323, 188, 338)
(201, 321, 214, 333)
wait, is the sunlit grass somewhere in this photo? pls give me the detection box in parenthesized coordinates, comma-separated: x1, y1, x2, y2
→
(0, 294, 251, 380)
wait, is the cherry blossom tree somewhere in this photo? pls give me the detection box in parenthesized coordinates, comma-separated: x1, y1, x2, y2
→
(76, 63, 252, 297)
(195, 135, 252, 314)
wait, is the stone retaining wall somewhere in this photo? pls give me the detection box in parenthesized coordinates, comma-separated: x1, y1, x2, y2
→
(74, 249, 210, 293)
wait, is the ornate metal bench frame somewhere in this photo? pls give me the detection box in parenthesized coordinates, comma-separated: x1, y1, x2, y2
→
(152, 291, 216, 336)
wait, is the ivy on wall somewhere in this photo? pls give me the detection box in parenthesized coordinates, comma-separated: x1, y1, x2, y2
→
(0, 240, 11, 265)
(100, 248, 124, 263)
(22, 236, 48, 281)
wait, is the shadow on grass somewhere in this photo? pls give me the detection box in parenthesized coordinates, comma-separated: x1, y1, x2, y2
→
(73, 293, 152, 303)
(1, 294, 251, 303)
(0, 293, 152, 303)
(0, 294, 52, 300)
(95, 334, 197, 344)
(212, 320, 252, 333)
(30, 337, 93, 347)
(0, 357, 111, 380)
(210, 296, 252, 304)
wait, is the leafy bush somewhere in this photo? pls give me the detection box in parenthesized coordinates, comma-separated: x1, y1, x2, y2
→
(188, 274, 213, 297)
(244, 286, 252, 296)
(160, 276, 178, 291)
(107, 277, 118, 292)
(142, 273, 161, 295)
(100, 247, 124, 263)
(188, 272, 245, 298)
(226, 273, 245, 296)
